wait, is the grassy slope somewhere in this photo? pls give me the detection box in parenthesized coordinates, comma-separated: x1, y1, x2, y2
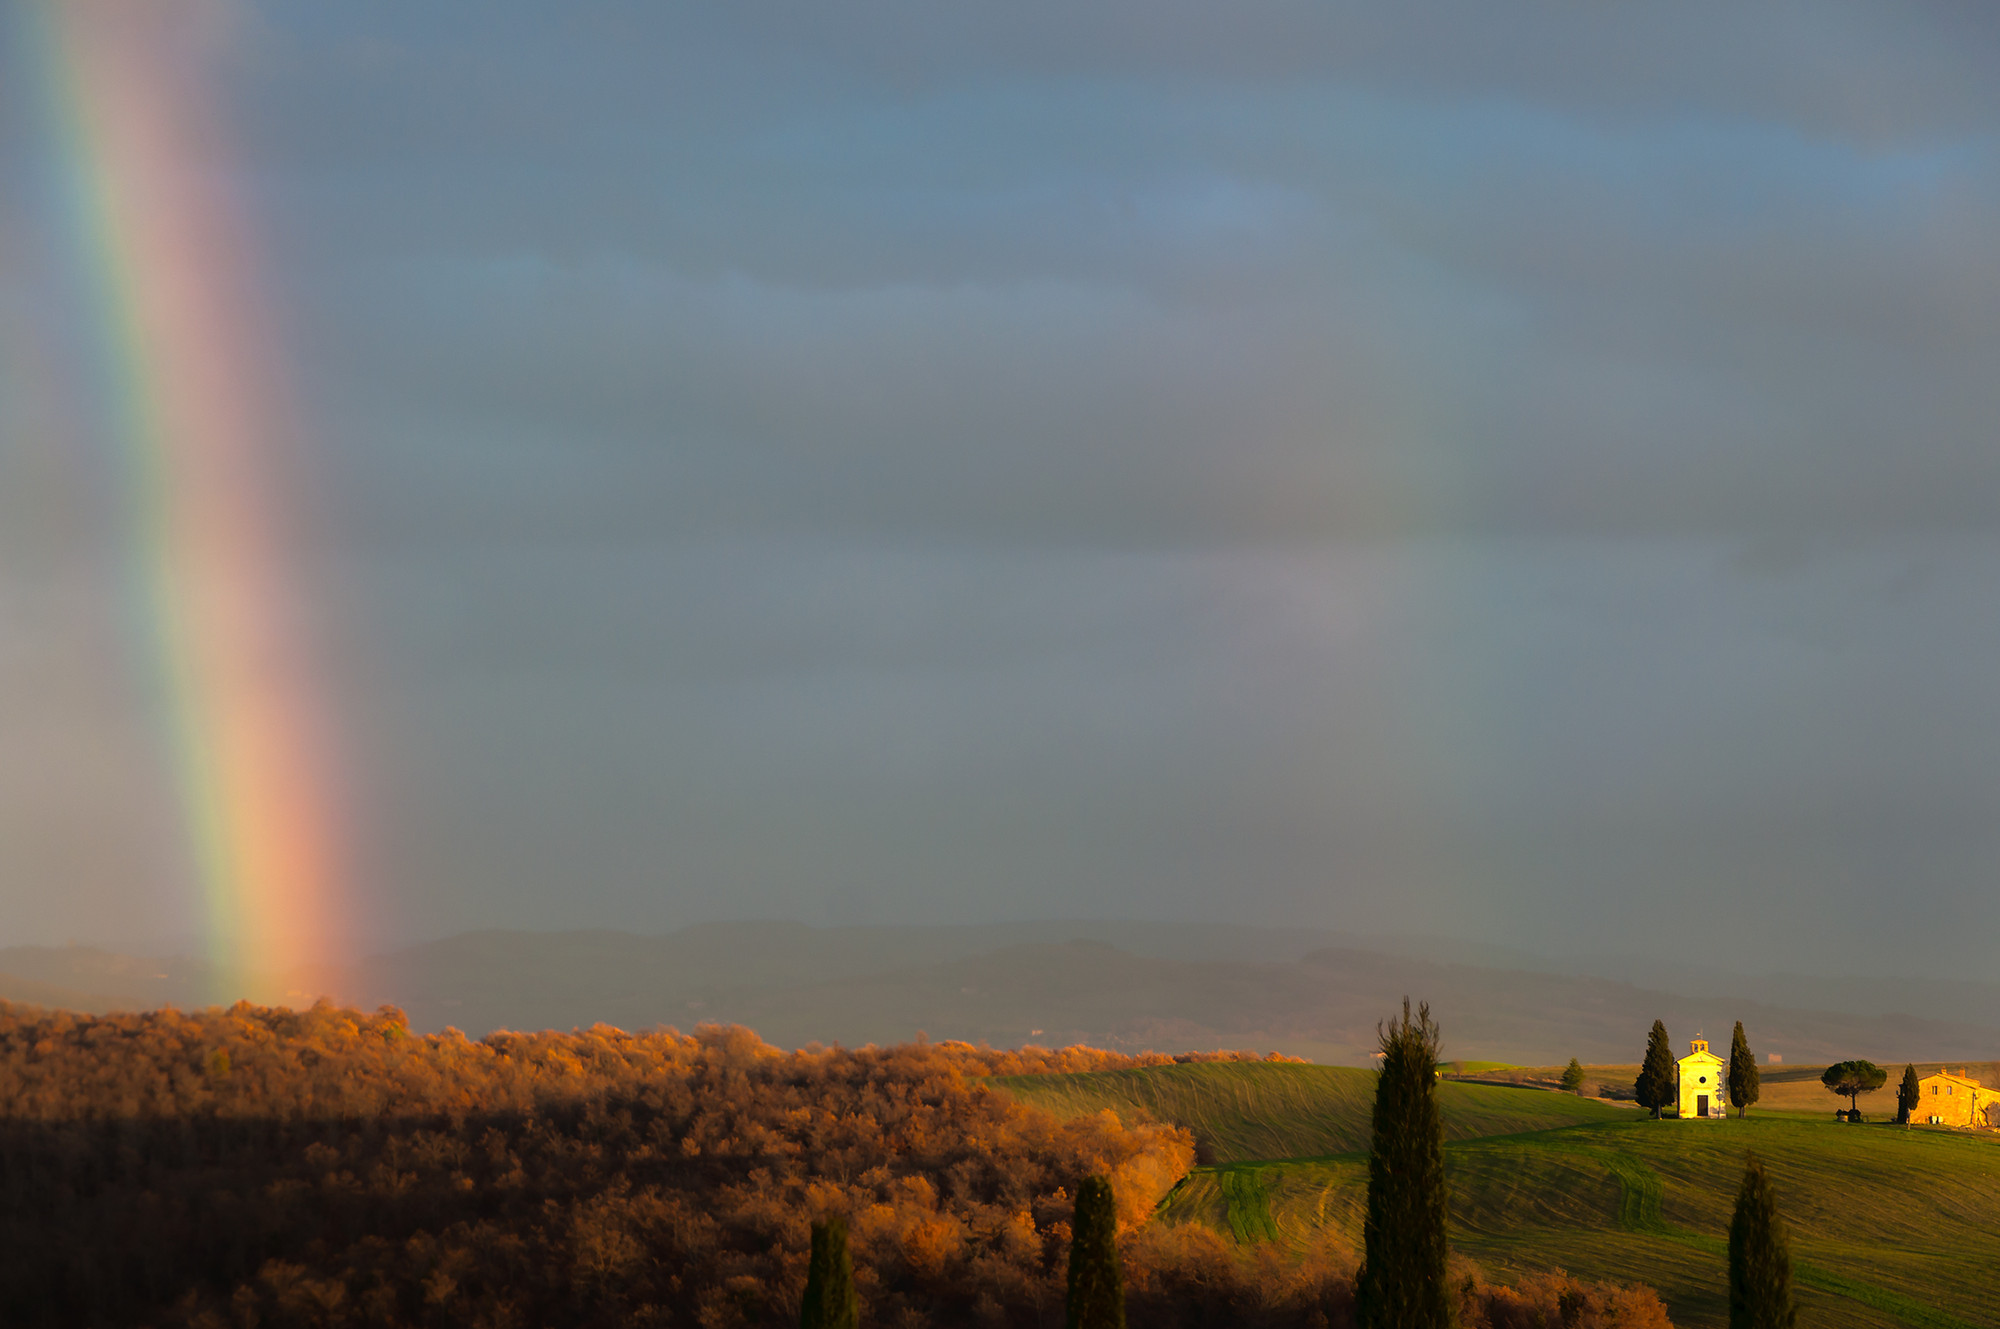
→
(992, 1062, 1632, 1164)
(998, 1063, 2000, 1329)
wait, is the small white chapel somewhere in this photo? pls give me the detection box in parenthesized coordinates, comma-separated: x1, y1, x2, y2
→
(1676, 1035, 1728, 1119)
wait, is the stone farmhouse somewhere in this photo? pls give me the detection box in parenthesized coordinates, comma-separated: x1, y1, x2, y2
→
(1916, 1068, 2000, 1127)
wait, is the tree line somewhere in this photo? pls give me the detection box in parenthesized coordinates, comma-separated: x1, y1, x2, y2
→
(0, 1000, 1213, 1326)
(0, 999, 1675, 1327)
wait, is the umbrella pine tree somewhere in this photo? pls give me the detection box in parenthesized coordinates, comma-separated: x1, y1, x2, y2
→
(1820, 1060, 1887, 1118)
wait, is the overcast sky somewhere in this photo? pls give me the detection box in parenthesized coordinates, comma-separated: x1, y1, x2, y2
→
(3, 1, 1999, 973)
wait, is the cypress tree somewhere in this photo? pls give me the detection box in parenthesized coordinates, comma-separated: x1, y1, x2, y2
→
(1897, 1064, 1920, 1125)
(1356, 998, 1450, 1329)
(801, 1215, 859, 1329)
(1635, 1020, 1676, 1119)
(1560, 1058, 1585, 1094)
(1066, 1175, 1125, 1329)
(1728, 1157, 1797, 1329)
(1727, 1022, 1760, 1118)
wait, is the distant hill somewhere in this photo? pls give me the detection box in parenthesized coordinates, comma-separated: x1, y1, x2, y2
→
(8, 922, 1998, 1065)
(330, 919, 1360, 1034)
(327, 924, 2000, 1063)
(0, 946, 211, 1013)
(0, 972, 137, 1014)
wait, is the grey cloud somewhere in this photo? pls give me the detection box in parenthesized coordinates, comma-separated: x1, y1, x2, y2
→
(221, 35, 2000, 548)
(4, 0, 1999, 977)
(239, 2, 2000, 146)
(323, 532, 2000, 969)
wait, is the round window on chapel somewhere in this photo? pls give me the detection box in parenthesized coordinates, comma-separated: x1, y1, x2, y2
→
(1699, 1076, 1707, 1083)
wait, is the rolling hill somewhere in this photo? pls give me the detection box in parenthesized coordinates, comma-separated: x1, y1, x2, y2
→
(0, 946, 196, 1013)
(995, 1061, 1633, 1163)
(995, 1060, 2000, 1329)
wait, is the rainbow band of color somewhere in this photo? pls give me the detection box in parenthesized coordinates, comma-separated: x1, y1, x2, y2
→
(28, 0, 342, 1000)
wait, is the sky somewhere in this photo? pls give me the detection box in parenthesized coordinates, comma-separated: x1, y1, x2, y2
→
(2, 1, 1999, 974)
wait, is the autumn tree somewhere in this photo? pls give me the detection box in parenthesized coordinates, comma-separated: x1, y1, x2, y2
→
(0, 1000, 1681, 1329)
(1357, 999, 1450, 1329)
(1728, 1157, 1797, 1329)
(1067, 1175, 1125, 1329)
(1560, 1058, 1585, 1094)
(1727, 1022, 1759, 1118)
(1634, 1021, 1676, 1119)
(1820, 1060, 1887, 1117)
(1897, 1064, 1920, 1124)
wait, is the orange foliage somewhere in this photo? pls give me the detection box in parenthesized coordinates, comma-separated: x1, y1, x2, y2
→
(0, 1001, 1191, 1326)
(1456, 1267, 1675, 1329)
(0, 1001, 1664, 1328)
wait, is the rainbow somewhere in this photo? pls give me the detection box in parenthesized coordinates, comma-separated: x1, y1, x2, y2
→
(23, 1, 344, 1001)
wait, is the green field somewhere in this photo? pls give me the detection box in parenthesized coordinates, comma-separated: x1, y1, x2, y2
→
(995, 1062, 2000, 1329)
(994, 1062, 1632, 1163)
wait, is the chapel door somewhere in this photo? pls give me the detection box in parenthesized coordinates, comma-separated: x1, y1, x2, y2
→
(1697, 1094, 1710, 1118)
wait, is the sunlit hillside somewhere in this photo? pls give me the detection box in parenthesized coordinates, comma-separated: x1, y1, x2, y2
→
(1006, 1061, 2000, 1328)
(0, 1002, 1675, 1328)
(996, 1061, 1632, 1163)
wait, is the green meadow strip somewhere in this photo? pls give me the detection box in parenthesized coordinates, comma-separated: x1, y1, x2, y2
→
(1601, 1151, 1672, 1234)
(1789, 1263, 1980, 1329)
(1219, 1166, 1279, 1243)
